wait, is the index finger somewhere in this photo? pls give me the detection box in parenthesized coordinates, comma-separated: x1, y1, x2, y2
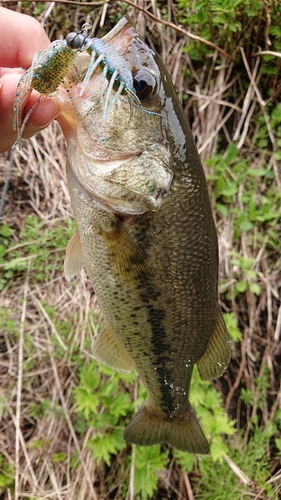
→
(0, 7, 50, 69)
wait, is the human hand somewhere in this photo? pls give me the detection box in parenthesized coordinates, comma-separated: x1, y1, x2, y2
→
(0, 7, 60, 153)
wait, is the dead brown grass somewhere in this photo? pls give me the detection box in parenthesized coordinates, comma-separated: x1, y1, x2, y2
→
(0, 122, 102, 499)
(0, 1, 280, 499)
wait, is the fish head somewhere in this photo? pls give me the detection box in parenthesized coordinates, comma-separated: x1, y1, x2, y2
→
(57, 17, 175, 214)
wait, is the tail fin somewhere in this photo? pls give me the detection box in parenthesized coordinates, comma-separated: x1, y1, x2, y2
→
(124, 402, 209, 453)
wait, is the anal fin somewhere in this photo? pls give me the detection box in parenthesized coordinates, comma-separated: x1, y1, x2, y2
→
(197, 309, 231, 380)
(93, 326, 134, 374)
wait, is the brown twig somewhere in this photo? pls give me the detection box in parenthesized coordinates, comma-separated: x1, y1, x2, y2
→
(1, 0, 235, 61)
(15, 264, 30, 500)
(182, 472, 195, 500)
(119, 0, 235, 61)
(225, 342, 246, 413)
(223, 455, 252, 486)
(254, 50, 281, 58)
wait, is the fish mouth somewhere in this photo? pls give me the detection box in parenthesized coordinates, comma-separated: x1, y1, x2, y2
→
(60, 17, 172, 215)
(57, 16, 138, 132)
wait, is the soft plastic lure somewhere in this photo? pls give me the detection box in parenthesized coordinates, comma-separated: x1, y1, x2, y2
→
(13, 40, 75, 142)
(65, 27, 137, 118)
(13, 24, 138, 143)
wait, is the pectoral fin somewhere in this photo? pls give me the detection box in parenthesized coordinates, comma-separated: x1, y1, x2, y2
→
(93, 326, 134, 374)
(197, 310, 231, 380)
(64, 231, 83, 282)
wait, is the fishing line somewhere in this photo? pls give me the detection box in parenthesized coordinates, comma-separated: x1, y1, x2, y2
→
(0, 146, 15, 220)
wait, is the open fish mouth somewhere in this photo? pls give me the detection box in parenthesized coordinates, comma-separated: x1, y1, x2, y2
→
(56, 16, 145, 147)
(58, 17, 173, 215)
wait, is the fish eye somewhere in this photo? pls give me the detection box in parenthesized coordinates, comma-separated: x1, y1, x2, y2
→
(66, 32, 85, 50)
(133, 70, 157, 100)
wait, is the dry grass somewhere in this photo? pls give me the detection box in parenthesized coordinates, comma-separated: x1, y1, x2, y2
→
(0, 1, 281, 499)
(1, 123, 102, 499)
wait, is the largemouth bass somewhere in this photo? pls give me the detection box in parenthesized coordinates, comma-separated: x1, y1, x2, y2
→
(57, 17, 231, 453)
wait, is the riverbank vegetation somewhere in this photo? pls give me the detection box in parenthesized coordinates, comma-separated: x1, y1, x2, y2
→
(0, 0, 280, 498)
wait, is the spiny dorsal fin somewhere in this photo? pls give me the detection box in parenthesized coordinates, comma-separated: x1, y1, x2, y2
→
(64, 231, 83, 282)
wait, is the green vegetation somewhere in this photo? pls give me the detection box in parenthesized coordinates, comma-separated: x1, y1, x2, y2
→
(0, 215, 76, 290)
(0, 0, 280, 499)
(0, 455, 14, 494)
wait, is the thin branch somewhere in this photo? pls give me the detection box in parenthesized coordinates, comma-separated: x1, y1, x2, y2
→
(225, 342, 246, 413)
(33, 295, 67, 351)
(223, 455, 252, 486)
(119, 0, 235, 61)
(0, 146, 15, 219)
(254, 50, 281, 58)
(183, 472, 195, 500)
(240, 48, 265, 107)
(1, 0, 235, 61)
(15, 265, 32, 499)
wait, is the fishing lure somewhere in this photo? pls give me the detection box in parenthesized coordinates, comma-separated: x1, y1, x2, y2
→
(13, 39, 76, 142)
(65, 27, 137, 119)
(13, 23, 139, 143)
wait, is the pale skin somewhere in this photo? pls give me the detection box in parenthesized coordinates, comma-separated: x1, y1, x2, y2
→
(0, 7, 60, 153)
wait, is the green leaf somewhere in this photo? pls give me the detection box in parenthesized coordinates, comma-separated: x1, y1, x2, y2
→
(134, 446, 168, 499)
(88, 430, 125, 466)
(240, 388, 254, 405)
(216, 203, 228, 217)
(79, 362, 100, 391)
(175, 451, 194, 473)
(226, 143, 238, 163)
(275, 438, 281, 452)
(223, 313, 242, 342)
(1, 223, 13, 238)
(74, 387, 99, 419)
(263, 423, 277, 439)
(52, 452, 67, 463)
(0, 456, 14, 488)
(0, 244, 6, 259)
(109, 392, 132, 417)
(210, 439, 228, 461)
(221, 185, 239, 197)
(249, 283, 261, 295)
(240, 221, 253, 231)
(235, 281, 247, 293)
